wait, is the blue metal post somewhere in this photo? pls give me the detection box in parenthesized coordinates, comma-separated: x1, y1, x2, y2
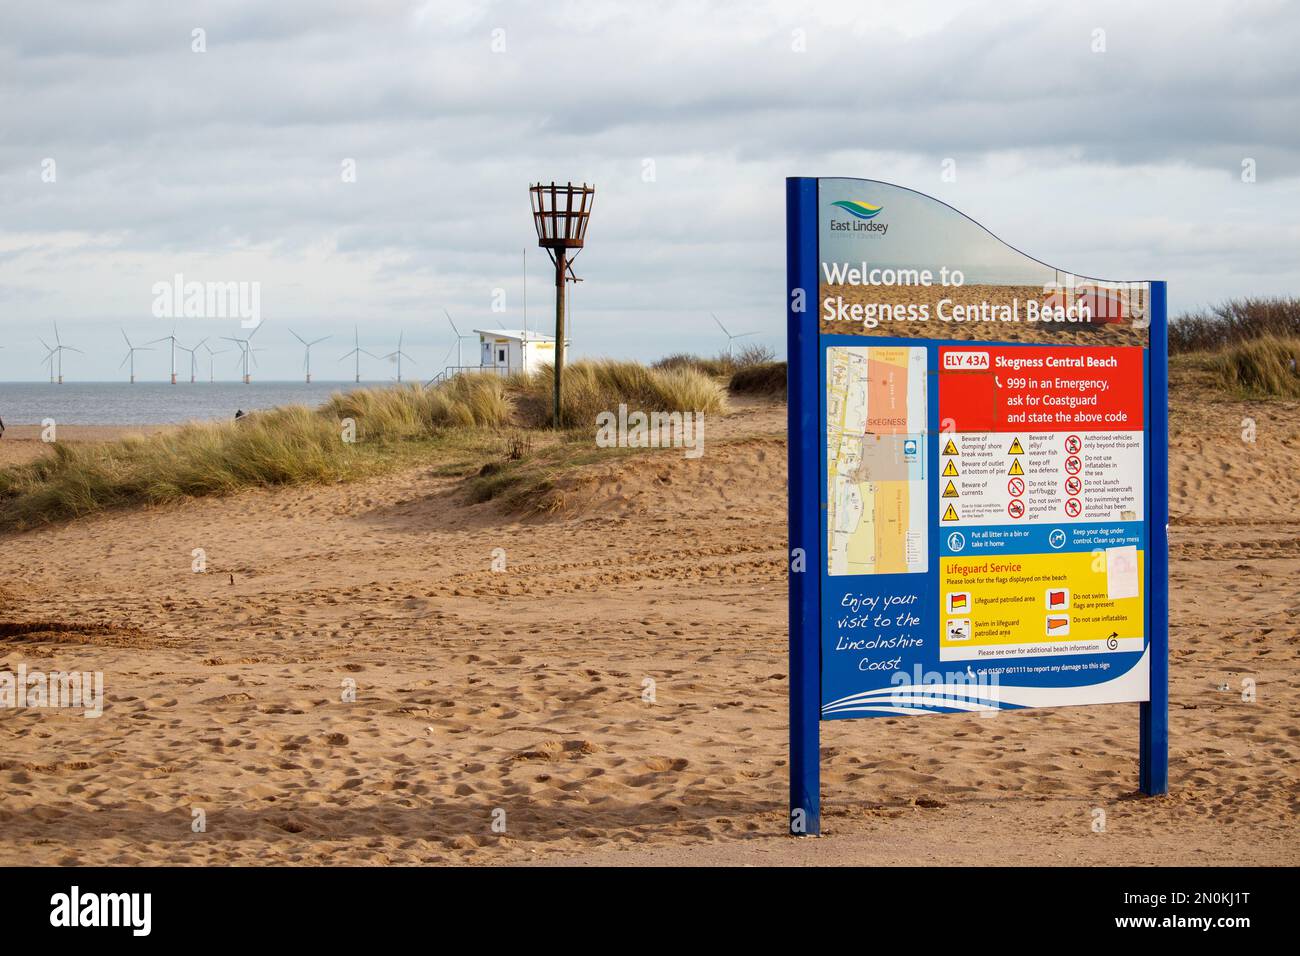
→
(787, 177, 821, 834)
(1140, 280, 1169, 795)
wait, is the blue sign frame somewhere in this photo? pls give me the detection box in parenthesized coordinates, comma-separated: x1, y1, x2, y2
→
(786, 177, 1169, 836)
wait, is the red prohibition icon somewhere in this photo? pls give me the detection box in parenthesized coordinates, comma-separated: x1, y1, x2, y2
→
(1007, 477, 1025, 497)
(1064, 497, 1082, 517)
(1064, 434, 1082, 454)
(1064, 455, 1082, 475)
(1064, 475, 1082, 495)
(1007, 498, 1025, 519)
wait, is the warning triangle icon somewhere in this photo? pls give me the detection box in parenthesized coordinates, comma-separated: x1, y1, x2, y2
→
(942, 503, 959, 522)
(1008, 437, 1025, 455)
(942, 480, 959, 498)
(942, 459, 959, 477)
(942, 438, 959, 456)
(1008, 458, 1025, 476)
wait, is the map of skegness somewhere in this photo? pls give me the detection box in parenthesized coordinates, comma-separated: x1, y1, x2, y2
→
(827, 346, 928, 575)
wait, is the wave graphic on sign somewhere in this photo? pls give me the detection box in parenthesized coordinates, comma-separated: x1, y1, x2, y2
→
(820, 648, 1150, 716)
(830, 200, 883, 220)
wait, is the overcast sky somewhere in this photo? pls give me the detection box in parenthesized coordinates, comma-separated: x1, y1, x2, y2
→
(1, 0, 1297, 382)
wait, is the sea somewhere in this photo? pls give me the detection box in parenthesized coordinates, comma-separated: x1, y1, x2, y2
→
(0, 381, 393, 426)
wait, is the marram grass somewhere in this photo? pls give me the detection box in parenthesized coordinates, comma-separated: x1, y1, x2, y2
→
(728, 361, 787, 397)
(1210, 335, 1300, 398)
(0, 362, 726, 531)
(320, 375, 512, 437)
(508, 359, 727, 429)
(0, 407, 366, 530)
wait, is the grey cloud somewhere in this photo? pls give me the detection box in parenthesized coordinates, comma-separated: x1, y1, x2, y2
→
(0, 0, 1297, 381)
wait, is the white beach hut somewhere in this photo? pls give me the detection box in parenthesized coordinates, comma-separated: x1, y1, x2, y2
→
(473, 329, 569, 375)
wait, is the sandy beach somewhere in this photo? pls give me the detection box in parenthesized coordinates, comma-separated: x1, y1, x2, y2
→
(0, 388, 1296, 867)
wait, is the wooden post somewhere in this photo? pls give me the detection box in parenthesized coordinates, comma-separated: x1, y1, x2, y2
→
(554, 248, 567, 429)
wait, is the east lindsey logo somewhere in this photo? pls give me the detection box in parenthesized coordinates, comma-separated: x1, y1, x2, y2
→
(829, 199, 888, 235)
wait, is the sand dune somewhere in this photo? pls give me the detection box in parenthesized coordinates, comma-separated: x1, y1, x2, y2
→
(0, 391, 1296, 866)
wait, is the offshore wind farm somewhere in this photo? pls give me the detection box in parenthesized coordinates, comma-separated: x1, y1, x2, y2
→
(2, 319, 475, 386)
(0, 317, 491, 424)
(8, 326, 382, 426)
(1, 237, 573, 416)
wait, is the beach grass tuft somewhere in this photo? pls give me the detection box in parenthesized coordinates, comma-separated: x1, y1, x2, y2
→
(508, 359, 727, 428)
(0, 406, 368, 529)
(728, 360, 786, 397)
(1209, 335, 1300, 398)
(321, 375, 512, 437)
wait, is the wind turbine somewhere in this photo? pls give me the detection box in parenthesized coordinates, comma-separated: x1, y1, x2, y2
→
(383, 331, 416, 383)
(226, 340, 267, 384)
(712, 313, 758, 359)
(176, 337, 208, 384)
(39, 339, 56, 383)
(444, 310, 475, 369)
(203, 342, 230, 383)
(40, 322, 81, 384)
(120, 330, 154, 384)
(221, 322, 264, 384)
(290, 329, 331, 383)
(147, 328, 183, 384)
(338, 325, 376, 384)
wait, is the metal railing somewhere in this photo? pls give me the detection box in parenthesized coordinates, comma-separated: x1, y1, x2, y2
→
(426, 365, 521, 387)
